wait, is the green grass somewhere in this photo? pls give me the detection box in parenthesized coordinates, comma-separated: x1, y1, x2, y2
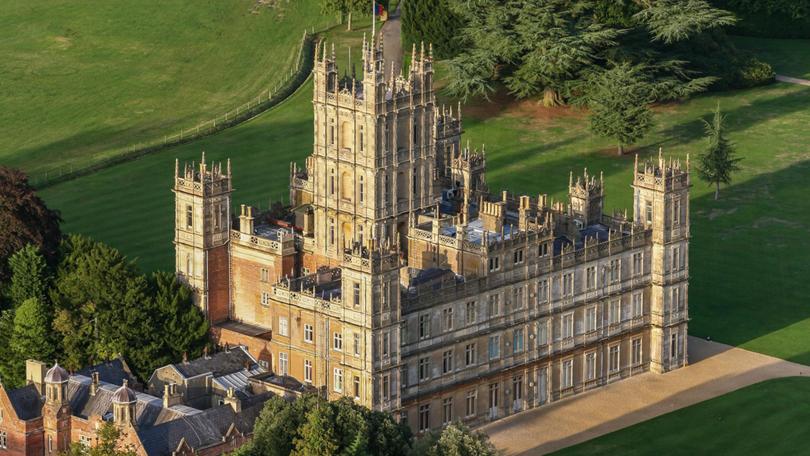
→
(553, 377, 810, 455)
(0, 0, 332, 179)
(733, 35, 810, 79)
(41, 35, 810, 365)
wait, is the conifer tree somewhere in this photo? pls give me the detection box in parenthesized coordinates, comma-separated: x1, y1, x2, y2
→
(8, 244, 51, 308)
(6, 297, 56, 387)
(697, 103, 742, 200)
(149, 271, 209, 365)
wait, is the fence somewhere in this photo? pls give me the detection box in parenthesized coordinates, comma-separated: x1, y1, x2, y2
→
(32, 28, 320, 189)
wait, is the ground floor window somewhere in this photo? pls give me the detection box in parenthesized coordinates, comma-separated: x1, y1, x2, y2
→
(465, 390, 477, 417)
(419, 404, 431, 432)
(442, 397, 453, 425)
(562, 359, 573, 388)
(632, 338, 642, 365)
(609, 345, 620, 372)
(334, 368, 343, 392)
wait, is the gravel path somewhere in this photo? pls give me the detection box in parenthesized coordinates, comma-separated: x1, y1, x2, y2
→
(483, 336, 810, 455)
(379, 2, 402, 73)
(776, 75, 810, 86)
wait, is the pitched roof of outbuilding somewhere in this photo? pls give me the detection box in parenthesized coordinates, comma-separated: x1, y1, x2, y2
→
(171, 346, 258, 378)
(6, 384, 43, 420)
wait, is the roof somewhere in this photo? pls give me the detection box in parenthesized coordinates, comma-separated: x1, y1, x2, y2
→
(77, 358, 137, 387)
(138, 393, 272, 456)
(6, 384, 43, 420)
(212, 365, 264, 393)
(45, 363, 69, 384)
(112, 381, 138, 404)
(172, 347, 258, 379)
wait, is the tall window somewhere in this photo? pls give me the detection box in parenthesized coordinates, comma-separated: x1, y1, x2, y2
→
(0, 431, 6, 450)
(213, 203, 221, 229)
(353, 376, 361, 399)
(585, 352, 597, 380)
(359, 124, 365, 152)
(353, 332, 361, 356)
(563, 273, 574, 296)
(442, 307, 453, 330)
(562, 359, 573, 388)
(329, 218, 335, 245)
(537, 280, 549, 303)
(419, 404, 430, 432)
(260, 268, 269, 282)
(562, 313, 574, 339)
(418, 357, 430, 381)
(304, 360, 312, 382)
(465, 390, 477, 417)
(382, 332, 390, 357)
(513, 287, 524, 310)
(260, 292, 270, 307)
(537, 320, 549, 346)
(465, 343, 477, 366)
(382, 374, 390, 401)
(334, 368, 343, 392)
(353, 282, 361, 308)
(538, 242, 549, 257)
(512, 375, 523, 403)
(632, 338, 642, 365)
(465, 301, 477, 324)
(488, 383, 499, 410)
(609, 259, 621, 283)
(671, 333, 679, 358)
(329, 168, 336, 195)
(609, 300, 621, 325)
(645, 200, 653, 225)
(279, 352, 288, 375)
(487, 294, 500, 318)
(359, 176, 365, 203)
(586, 266, 596, 290)
(412, 167, 418, 196)
(514, 249, 524, 264)
(304, 324, 314, 343)
(419, 314, 431, 339)
(185, 204, 193, 228)
(632, 292, 644, 317)
(513, 328, 524, 353)
(442, 349, 453, 374)
(609, 345, 620, 372)
(632, 252, 643, 276)
(333, 332, 343, 351)
(442, 397, 453, 425)
(672, 246, 681, 271)
(279, 317, 289, 337)
(585, 306, 597, 332)
(488, 335, 500, 360)
(488, 256, 500, 272)
(673, 199, 681, 225)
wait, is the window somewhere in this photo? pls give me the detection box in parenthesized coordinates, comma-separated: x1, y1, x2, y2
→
(465, 301, 477, 324)
(632, 252, 643, 276)
(413, 167, 418, 196)
(279, 317, 289, 337)
(562, 273, 574, 296)
(359, 124, 365, 152)
(419, 404, 430, 432)
(333, 332, 343, 351)
(442, 350, 453, 374)
(513, 328, 525, 353)
(609, 300, 621, 325)
(586, 266, 596, 290)
(382, 332, 390, 357)
(329, 168, 336, 195)
(487, 294, 500, 318)
(353, 332, 361, 356)
(488, 383, 499, 410)
(382, 374, 390, 401)
(304, 324, 314, 343)
(672, 246, 681, 271)
(0, 431, 6, 450)
(186, 254, 192, 276)
(334, 368, 343, 392)
(513, 287, 524, 309)
(673, 199, 681, 225)
(562, 359, 573, 388)
(645, 200, 653, 225)
(671, 287, 682, 313)
(671, 333, 679, 358)
(610, 259, 621, 283)
(442, 397, 453, 425)
(329, 217, 335, 245)
(213, 204, 221, 230)
(488, 335, 500, 360)
(279, 352, 288, 375)
(359, 175, 365, 203)
(562, 313, 574, 339)
(465, 343, 477, 366)
(514, 249, 524, 264)
(585, 306, 597, 332)
(260, 268, 269, 282)
(537, 319, 549, 346)
(632, 292, 644, 318)
(465, 390, 478, 417)
(537, 280, 549, 303)
(609, 345, 620, 372)
(418, 314, 431, 339)
(585, 352, 597, 381)
(330, 123, 335, 145)
(48, 435, 53, 453)
(418, 357, 431, 381)
(353, 282, 361, 308)
(304, 360, 313, 382)
(512, 375, 523, 402)
(353, 376, 361, 399)
(185, 204, 193, 228)
(260, 292, 270, 307)
(632, 338, 642, 365)
(259, 360, 270, 370)
(538, 242, 549, 257)
(488, 256, 500, 272)
(442, 307, 453, 330)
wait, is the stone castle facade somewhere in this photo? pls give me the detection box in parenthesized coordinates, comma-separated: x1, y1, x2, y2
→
(173, 37, 690, 432)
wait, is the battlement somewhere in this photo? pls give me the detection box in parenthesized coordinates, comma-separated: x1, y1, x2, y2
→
(633, 150, 690, 192)
(569, 168, 603, 199)
(174, 152, 232, 196)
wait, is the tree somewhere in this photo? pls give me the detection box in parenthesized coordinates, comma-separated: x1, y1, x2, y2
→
(411, 422, 498, 456)
(697, 103, 742, 200)
(321, 0, 370, 31)
(584, 63, 654, 155)
(8, 244, 51, 308)
(294, 398, 368, 456)
(402, 0, 462, 59)
(635, 0, 737, 44)
(0, 310, 17, 386)
(64, 422, 138, 456)
(0, 167, 61, 282)
(149, 271, 209, 366)
(4, 297, 56, 387)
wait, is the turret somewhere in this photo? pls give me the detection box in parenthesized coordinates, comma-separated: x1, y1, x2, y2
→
(112, 380, 138, 427)
(568, 168, 604, 227)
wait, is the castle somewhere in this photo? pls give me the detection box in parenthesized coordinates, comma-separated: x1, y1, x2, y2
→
(173, 36, 690, 432)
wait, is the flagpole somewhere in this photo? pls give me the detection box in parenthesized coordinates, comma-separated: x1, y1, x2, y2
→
(372, 0, 376, 40)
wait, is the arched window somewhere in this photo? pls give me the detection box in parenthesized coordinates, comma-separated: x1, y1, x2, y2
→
(340, 171, 352, 200)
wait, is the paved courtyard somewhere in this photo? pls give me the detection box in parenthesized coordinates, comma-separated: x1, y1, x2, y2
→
(483, 336, 810, 455)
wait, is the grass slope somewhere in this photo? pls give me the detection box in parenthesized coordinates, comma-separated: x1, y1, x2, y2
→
(554, 377, 810, 455)
(0, 0, 331, 178)
(41, 36, 810, 365)
(733, 36, 810, 79)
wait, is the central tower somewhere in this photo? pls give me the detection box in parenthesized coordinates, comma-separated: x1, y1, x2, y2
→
(302, 37, 460, 263)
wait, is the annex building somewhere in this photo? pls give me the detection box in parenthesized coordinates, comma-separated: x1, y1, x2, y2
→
(174, 36, 691, 433)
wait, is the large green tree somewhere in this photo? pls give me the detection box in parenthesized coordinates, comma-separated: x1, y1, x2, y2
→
(0, 167, 61, 282)
(0, 310, 17, 386)
(697, 104, 742, 200)
(412, 422, 498, 456)
(4, 297, 56, 387)
(402, 0, 462, 59)
(321, 0, 371, 31)
(8, 244, 51, 308)
(149, 271, 209, 366)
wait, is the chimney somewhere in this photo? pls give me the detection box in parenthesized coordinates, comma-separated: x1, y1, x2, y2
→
(182, 352, 189, 364)
(239, 205, 255, 234)
(163, 383, 183, 408)
(25, 360, 48, 395)
(203, 346, 210, 360)
(223, 387, 242, 413)
(90, 371, 100, 396)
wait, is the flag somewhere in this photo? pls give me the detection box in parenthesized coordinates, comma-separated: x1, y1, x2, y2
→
(375, 2, 385, 16)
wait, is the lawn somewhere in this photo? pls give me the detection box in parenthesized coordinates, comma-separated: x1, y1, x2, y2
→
(553, 377, 810, 455)
(41, 34, 810, 366)
(733, 35, 810, 79)
(0, 0, 332, 180)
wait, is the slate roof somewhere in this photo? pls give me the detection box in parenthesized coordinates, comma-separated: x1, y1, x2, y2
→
(172, 347, 257, 378)
(6, 384, 43, 420)
(77, 358, 138, 387)
(138, 392, 272, 456)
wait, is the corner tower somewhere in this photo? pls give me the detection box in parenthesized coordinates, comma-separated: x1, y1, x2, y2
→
(633, 151, 690, 373)
(174, 152, 232, 322)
